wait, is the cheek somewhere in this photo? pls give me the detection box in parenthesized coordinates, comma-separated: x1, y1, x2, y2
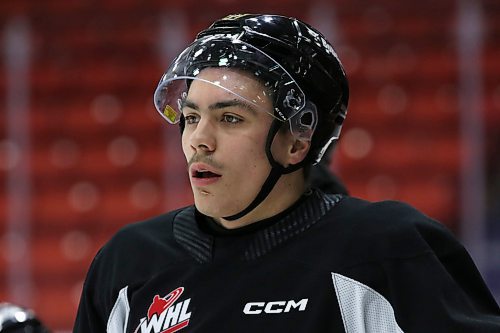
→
(181, 133, 191, 161)
(226, 135, 269, 175)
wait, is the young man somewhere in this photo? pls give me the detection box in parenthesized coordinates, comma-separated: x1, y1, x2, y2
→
(74, 14, 500, 332)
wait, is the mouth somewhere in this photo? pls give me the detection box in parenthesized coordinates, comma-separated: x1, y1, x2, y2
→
(189, 163, 222, 184)
(192, 170, 221, 179)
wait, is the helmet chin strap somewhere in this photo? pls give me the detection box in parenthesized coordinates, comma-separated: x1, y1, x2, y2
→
(223, 119, 306, 221)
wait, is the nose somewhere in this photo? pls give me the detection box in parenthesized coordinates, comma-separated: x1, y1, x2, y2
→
(189, 118, 216, 153)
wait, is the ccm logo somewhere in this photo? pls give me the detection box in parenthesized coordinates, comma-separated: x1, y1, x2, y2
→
(243, 299, 308, 315)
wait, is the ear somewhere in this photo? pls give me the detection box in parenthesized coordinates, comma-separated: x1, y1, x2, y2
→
(287, 138, 311, 165)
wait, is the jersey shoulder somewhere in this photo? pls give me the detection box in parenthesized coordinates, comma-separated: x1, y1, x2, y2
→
(320, 196, 462, 264)
(88, 206, 196, 287)
(104, 206, 195, 259)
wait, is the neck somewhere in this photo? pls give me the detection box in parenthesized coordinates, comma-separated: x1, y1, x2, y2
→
(213, 170, 306, 229)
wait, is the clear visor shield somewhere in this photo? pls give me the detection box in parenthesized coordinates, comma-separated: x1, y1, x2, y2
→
(153, 36, 316, 140)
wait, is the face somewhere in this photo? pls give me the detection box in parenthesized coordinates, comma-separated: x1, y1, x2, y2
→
(181, 67, 288, 220)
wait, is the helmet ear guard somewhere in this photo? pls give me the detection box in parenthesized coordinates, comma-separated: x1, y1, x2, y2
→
(288, 101, 318, 142)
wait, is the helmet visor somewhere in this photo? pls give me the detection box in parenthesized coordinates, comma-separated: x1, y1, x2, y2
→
(153, 36, 306, 124)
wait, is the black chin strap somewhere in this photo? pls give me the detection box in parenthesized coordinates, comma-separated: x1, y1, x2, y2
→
(223, 120, 306, 221)
(223, 166, 283, 221)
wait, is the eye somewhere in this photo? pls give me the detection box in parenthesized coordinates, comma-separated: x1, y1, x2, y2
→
(222, 114, 242, 124)
(184, 114, 200, 125)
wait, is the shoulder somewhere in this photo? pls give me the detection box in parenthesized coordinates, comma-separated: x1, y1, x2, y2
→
(322, 196, 462, 263)
(89, 206, 196, 283)
(104, 206, 196, 257)
(334, 196, 454, 239)
(333, 195, 430, 224)
(109, 208, 181, 245)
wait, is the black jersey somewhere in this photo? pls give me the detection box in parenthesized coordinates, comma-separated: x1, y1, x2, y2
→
(74, 190, 500, 332)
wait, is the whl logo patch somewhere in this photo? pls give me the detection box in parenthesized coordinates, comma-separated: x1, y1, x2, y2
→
(135, 287, 192, 333)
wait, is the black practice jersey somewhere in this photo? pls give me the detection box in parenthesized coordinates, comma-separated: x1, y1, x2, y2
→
(74, 190, 500, 332)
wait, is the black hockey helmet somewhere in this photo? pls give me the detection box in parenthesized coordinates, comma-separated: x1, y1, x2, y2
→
(154, 14, 348, 220)
(0, 303, 50, 333)
(154, 13, 348, 164)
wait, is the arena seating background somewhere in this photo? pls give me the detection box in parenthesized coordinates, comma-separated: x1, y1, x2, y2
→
(0, 0, 499, 330)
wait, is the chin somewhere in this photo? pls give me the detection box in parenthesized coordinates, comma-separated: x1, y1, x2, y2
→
(193, 195, 222, 218)
(193, 194, 240, 219)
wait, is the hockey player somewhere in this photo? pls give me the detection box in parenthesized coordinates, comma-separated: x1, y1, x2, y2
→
(74, 14, 500, 332)
(0, 303, 50, 333)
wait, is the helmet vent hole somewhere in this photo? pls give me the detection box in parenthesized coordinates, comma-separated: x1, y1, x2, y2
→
(301, 111, 313, 126)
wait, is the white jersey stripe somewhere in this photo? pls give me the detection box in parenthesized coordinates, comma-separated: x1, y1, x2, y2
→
(107, 286, 130, 333)
(332, 273, 404, 333)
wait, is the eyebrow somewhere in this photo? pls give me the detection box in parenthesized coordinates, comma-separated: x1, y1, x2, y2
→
(182, 98, 258, 116)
